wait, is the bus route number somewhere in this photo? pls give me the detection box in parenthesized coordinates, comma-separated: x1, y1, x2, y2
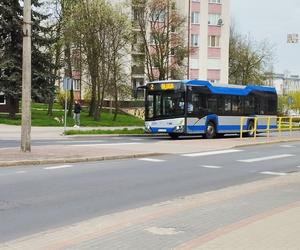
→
(161, 83, 174, 90)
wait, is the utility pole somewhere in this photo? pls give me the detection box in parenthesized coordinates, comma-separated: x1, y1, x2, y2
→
(21, 0, 32, 152)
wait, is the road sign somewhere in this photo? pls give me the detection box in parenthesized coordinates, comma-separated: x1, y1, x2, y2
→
(288, 96, 294, 105)
(63, 77, 73, 90)
(287, 33, 298, 43)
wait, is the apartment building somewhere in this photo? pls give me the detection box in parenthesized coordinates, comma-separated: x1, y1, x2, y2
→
(183, 0, 230, 84)
(265, 73, 300, 95)
(131, 0, 230, 89)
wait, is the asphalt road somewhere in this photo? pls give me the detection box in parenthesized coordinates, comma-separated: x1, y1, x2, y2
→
(0, 141, 300, 243)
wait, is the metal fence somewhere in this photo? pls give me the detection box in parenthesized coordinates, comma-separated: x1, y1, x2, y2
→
(240, 116, 300, 139)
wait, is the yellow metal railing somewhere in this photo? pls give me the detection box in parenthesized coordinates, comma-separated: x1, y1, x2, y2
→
(240, 116, 300, 139)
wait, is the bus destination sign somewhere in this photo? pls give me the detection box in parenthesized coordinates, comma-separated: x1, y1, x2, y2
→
(149, 82, 181, 91)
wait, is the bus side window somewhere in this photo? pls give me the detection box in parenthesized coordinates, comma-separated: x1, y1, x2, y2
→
(268, 94, 277, 115)
(224, 96, 232, 114)
(245, 96, 255, 115)
(232, 96, 242, 114)
(207, 95, 217, 113)
(232, 96, 238, 113)
(217, 95, 224, 114)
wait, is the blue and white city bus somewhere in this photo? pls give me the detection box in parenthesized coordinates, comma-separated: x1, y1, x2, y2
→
(141, 80, 277, 139)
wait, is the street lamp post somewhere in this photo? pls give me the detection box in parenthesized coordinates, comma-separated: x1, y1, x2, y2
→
(21, 0, 32, 152)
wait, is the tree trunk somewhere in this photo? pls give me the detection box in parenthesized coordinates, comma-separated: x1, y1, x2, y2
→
(8, 97, 17, 119)
(89, 75, 97, 117)
(113, 86, 118, 121)
(47, 94, 54, 116)
(65, 43, 73, 117)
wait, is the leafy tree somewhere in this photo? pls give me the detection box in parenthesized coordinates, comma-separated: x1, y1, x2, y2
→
(229, 25, 273, 85)
(133, 0, 188, 81)
(0, 0, 23, 118)
(0, 0, 55, 118)
(68, 0, 131, 121)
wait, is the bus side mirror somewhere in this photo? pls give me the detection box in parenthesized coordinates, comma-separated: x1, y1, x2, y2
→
(134, 87, 146, 100)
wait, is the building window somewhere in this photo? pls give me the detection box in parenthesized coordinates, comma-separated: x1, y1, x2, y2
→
(152, 11, 165, 22)
(208, 14, 221, 26)
(209, 0, 221, 3)
(191, 12, 200, 24)
(149, 33, 155, 45)
(0, 93, 6, 105)
(191, 34, 199, 47)
(208, 35, 220, 47)
(73, 80, 81, 91)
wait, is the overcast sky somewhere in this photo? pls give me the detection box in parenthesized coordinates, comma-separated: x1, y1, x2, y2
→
(231, 0, 300, 75)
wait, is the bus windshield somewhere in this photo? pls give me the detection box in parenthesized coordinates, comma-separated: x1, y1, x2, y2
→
(146, 91, 185, 120)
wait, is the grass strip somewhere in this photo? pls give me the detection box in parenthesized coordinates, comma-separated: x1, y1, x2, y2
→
(64, 128, 145, 135)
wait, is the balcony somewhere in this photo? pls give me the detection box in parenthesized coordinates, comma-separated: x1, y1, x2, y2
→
(132, 44, 145, 55)
(132, 65, 145, 75)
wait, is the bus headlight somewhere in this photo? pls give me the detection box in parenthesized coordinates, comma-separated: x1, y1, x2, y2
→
(174, 126, 184, 132)
(145, 125, 151, 132)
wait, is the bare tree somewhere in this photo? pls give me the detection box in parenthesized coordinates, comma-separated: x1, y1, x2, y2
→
(133, 0, 188, 81)
(229, 25, 274, 85)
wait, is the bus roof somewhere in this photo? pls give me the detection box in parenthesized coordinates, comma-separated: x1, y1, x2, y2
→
(148, 80, 277, 95)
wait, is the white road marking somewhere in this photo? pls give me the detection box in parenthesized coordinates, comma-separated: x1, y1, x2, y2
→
(44, 165, 73, 170)
(145, 227, 183, 235)
(296, 166, 300, 168)
(0, 148, 12, 150)
(182, 149, 243, 157)
(138, 158, 165, 162)
(201, 165, 222, 169)
(16, 171, 27, 174)
(71, 143, 142, 147)
(238, 154, 295, 163)
(130, 138, 144, 141)
(260, 171, 287, 176)
(280, 145, 295, 148)
(38, 140, 105, 144)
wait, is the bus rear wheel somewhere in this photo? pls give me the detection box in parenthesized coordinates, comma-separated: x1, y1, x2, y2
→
(243, 120, 255, 137)
(204, 121, 216, 139)
(169, 133, 179, 139)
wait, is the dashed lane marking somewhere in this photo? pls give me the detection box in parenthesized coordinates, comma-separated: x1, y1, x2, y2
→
(71, 143, 142, 147)
(16, 171, 27, 174)
(238, 154, 295, 163)
(201, 165, 222, 169)
(280, 145, 295, 148)
(260, 171, 287, 176)
(44, 165, 74, 170)
(182, 149, 243, 157)
(138, 158, 166, 162)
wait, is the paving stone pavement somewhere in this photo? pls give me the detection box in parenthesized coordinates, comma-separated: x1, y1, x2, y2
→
(1, 173, 300, 250)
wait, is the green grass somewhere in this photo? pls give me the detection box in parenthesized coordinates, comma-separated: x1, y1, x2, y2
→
(65, 128, 145, 135)
(0, 103, 144, 127)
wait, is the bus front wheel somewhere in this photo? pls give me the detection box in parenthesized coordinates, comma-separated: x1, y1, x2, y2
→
(169, 133, 179, 139)
(204, 121, 216, 139)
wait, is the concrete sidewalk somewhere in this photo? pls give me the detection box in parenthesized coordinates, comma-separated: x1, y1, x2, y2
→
(1, 124, 300, 167)
(1, 172, 299, 250)
(0, 124, 143, 140)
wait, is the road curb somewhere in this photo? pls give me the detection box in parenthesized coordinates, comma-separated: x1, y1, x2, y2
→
(0, 152, 165, 168)
(1, 137, 299, 168)
(234, 137, 300, 148)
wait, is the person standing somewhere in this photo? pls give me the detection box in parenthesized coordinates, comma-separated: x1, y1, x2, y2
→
(73, 100, 81, 128)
